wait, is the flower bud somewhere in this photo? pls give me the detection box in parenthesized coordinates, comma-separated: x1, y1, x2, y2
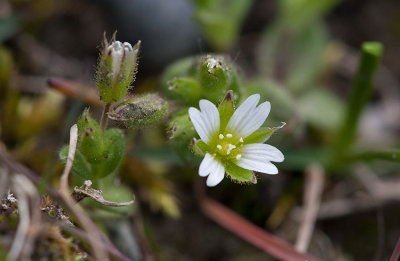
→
(197, 55, 241, 102)
(96, 36, 140, 103)
(108, 93, 168, 128)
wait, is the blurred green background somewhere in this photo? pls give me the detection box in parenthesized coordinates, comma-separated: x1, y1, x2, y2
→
(1, 0, 400, 260)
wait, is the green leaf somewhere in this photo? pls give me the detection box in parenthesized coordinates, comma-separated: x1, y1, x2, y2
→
(77, 109, 104, 164)
(298, 88, 344, 130)
(246, 80, 295, 120)
(285, 22, 327, 93)
(193, 0, 254, 51)
(225, 161, 255, 183)
(280, 0, 340, 29)
(59, 145, 91, 179)
(93, 128, 126, 178)
(130, 146, 181, 164)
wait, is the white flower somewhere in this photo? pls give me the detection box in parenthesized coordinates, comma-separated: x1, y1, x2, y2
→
(189, 94, 284, 187)
(107, 41, 139, 83)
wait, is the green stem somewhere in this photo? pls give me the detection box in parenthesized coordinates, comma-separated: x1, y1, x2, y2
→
(100, 103, 111, 132)
(335, 42, 383, 153)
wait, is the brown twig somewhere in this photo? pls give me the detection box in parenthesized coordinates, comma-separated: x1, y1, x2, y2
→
(47, 77, 103, 107)
(295, 164, 325, 253)
(199, 196, 319, 261)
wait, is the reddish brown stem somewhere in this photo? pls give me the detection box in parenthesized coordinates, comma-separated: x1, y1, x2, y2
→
(100, 103, 111, 132)
(199, 197, 320, 261)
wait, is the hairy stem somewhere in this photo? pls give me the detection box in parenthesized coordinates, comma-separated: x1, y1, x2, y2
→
(100, 103, 111, 132)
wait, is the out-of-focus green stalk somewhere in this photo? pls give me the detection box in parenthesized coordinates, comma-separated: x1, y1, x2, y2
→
(349, 150, 400, 163)
(335, 42, 383, 153)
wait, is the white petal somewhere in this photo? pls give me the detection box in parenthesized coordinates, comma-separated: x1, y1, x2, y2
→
(236, 158, 278, 175)
(236, 101, 271, 138)
(227, 94, 271, 138)
(236, 143, 284, 175)
(199, 153, 218, 177)
(189, 100, 220, 143)
(199, 99, 220, 136)
(189, 108, 211, 143)
(206, 161, 225, 187)
(240, 143, 284, 162)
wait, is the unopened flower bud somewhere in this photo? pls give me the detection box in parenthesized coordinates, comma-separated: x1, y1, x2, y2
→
(108, 93, 168, 128)
(96, 35, 140, 103)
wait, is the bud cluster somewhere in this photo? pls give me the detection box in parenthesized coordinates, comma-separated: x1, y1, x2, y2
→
(162, 55, 241, 106)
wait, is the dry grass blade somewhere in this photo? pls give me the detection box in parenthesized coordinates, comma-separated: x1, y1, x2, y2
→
(199, 197, 320, 261)
(295, 164, 325, 252)
(59, 124, 78, 194)
(58, 124, 108, 260)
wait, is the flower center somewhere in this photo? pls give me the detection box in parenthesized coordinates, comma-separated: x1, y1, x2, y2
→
(214, 133, 243, 160)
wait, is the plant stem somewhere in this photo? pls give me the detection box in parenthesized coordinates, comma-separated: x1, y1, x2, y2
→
(100, 103, 111, 132)
(335, 42, 383, 153)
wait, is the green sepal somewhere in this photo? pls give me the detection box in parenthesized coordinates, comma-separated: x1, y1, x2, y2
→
(167, 77, 202, 105)
(96, 49, 114, 102)
(167, 112, 196, 140)
(167, 112, 198, 162)
(218, 90, 235, 132)
(243, 123, 285, 144)
(191, 139, 209, 156)
(224, 161, 255, 184)
(77, 109, 104, 164)
(59, 145, 91, 180)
